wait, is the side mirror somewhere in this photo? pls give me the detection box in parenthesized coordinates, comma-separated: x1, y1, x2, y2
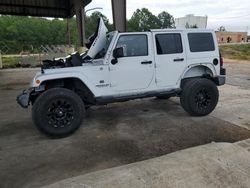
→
(113, 47, 124, 59)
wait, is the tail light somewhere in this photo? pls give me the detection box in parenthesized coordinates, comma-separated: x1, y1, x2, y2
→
(220, 56, 224, 67)
(219, 52, 226, 75)
(219, 53, 223, 67)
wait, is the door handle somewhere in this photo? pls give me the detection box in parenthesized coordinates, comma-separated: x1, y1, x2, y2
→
(173, 58, 184, 62)
(141, 61, 152, 64)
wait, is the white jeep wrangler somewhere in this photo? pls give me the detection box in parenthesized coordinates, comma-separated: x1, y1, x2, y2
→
(17, 18, 226, 137)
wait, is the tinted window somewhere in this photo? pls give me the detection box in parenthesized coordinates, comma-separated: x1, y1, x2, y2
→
(188, 33, 215, 52)
(155, 34, 183, 54)
(116, 35, 148, 57)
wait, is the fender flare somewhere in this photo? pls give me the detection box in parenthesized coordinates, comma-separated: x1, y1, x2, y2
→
(32, 71, 98, 96)
(181, 63, 216, 79)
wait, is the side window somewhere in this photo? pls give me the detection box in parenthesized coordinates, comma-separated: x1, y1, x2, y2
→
(116, 35, 148, 57)
(155, 33, 183, 55)
(188, 33, 215, 52)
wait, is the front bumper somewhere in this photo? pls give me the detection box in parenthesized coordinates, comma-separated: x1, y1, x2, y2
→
(16, 88, 34, 108)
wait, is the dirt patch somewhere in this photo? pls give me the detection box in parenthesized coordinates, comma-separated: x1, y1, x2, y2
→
(0, 81, 29, 87)
(224, 58, 250, 64)
(0, 81, 30, 90)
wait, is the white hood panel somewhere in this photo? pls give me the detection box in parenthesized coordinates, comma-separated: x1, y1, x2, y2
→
(87, 18, 108, 59)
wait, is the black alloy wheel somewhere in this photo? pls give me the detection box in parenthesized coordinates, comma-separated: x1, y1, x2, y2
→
(180, 78, 219, 116)
(32, 88, 85, 138)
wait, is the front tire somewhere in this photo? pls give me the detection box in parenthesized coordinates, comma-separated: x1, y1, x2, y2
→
(32, 88, 85, 138)
(180, 78, 219, 116)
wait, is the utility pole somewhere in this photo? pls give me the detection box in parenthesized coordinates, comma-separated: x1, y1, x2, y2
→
(0, 50, 2, 69)
(74, 0, 86, 47)
(112, 0, 126, 32)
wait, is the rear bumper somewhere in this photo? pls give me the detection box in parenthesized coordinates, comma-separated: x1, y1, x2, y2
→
(216, 76, 226, 86)
(16, 88, 34, 108)
(215, 67, 226, 86)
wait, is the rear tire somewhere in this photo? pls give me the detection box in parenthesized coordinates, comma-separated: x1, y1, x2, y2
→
(32, 88, 85, 138)
(180, 78, 219, 116)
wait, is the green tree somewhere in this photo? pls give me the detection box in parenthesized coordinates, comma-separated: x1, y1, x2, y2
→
(85, 11, 113, 37)
(127, 8, 160, 31)
(0, 16, 70, 53)
(0, 13, 113, 54)
(0, 9, 176, 54)
(157, 11, 175, 28)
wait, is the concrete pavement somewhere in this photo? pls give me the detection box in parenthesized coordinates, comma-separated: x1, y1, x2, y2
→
(43, 62, 250, 188)
(44, 140, 250, 188)
(1, 62, 250, 187)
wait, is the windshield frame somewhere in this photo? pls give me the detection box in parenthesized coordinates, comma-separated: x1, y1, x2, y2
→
(104, 31, 115, 54)
(103, 31, 118, 63)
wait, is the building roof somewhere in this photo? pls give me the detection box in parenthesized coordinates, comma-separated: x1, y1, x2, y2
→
(0, 0, 91, 18)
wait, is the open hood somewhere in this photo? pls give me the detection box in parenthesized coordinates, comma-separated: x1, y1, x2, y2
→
(41, 18, 109, 70)
(85, 17, 108, 59)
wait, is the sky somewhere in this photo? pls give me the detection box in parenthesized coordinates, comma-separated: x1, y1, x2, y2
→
(85, 0, 250, 34)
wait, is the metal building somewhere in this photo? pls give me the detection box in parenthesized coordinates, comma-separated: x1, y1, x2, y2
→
(175, 14, 208, 29)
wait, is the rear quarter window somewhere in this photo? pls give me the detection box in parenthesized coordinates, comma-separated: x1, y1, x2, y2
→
(188, 33, 215, 52)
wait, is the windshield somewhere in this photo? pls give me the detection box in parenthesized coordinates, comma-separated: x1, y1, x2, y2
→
(105, 31, 115, 53)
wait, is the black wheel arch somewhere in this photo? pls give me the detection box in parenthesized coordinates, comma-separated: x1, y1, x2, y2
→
(31, 78, 95, 105)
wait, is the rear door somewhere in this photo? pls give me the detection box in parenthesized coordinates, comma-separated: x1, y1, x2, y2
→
(154, 32, 186, 87)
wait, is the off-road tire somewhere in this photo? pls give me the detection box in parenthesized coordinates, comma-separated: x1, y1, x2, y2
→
(180, 78, 218, 116)
(32, 88, 85, 138)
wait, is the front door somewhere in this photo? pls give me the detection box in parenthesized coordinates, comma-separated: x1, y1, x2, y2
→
(109, 33, 154, 92)
(154, 32, 186, 87)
